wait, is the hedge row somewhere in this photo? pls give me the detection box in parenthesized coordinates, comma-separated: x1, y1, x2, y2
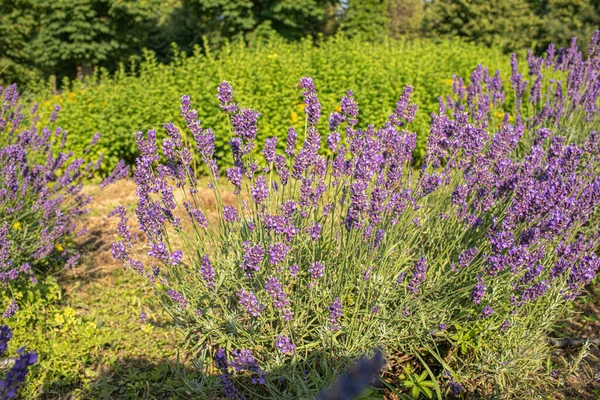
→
(37, 36, 510, 175)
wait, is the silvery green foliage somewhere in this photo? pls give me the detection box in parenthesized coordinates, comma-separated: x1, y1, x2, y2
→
(113, 32, 600, 398)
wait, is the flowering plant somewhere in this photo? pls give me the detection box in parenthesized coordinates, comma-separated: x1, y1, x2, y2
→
(0, 325, 37, 399)
(0, 84, 128, 316)
(113, 32, 600, 398)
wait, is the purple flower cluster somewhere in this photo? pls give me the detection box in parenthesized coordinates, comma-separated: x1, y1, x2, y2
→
(223, 205, 239, 223)
(0, 325, 38, 399)
(2, 300, 18, 319)
(328, 297, 342, 331)
(407, 257, 427, 294)
(200, 254, 215, 288)
(268, 243, 290, 266)
(0, 84, 127, 298)
(167, 288, 188, 308)
(242, 242, 264, 276)
(237, 289, 264, 317)
(308, 262, 326, 287)
(275, 335, 295, 355)
(265, 276, 293, 321)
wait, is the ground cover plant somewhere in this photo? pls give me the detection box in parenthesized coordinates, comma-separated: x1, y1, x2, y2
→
(110, 31, 600, 398)
(36, 36, 510, 174)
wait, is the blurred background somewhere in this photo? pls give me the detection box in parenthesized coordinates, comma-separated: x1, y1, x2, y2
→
(1, 0, 599, 89)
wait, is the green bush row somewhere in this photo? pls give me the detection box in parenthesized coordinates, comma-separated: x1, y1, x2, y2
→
(38, 36, 510, 175)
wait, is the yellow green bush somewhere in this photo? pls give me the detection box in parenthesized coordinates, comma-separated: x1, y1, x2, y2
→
(39, 35, 510, 174)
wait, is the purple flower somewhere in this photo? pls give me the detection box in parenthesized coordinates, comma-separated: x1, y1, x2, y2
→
(232, 107, 260, 142)
(242, 243, 264, 275)
(251, 175, 269, 204)
(458, 248, 477, 267)
(167, 289, 188, 308)
(374, 229, 385, 248)
(230, 349, 256, 374)
(2, 300, 18, 318)
(268, 243, 290, 265)
(169, 250, 183, 266)
(306, 222, 322, 241)
(298, 77, 321, 126)
(226, 167, 243, 189)
(396, 272, 405, 286)
(223, 206, 239, 223)
(200, 254, 215, 288)
(471, 282, 487, 305)
(407, 257, 427, 294)
(289, 264, 300, 277)
(237, 290, 264, 317)
(275, 335, 295, 355)
(140, 310, 147, 323)
(65, 253, 81, 269)
(217, 81, 237, 113)
(183, 201, 209, 228)
(308, 262, 325, 286)
(448, 380, 464, 395)
(265, 276, 290, 311)
(328, 297, 342, 331)
(480, 305, 494, 319)
(285, 127, 297, 157)
(0, 326, 38, 399)
(262, 137, 278, 163)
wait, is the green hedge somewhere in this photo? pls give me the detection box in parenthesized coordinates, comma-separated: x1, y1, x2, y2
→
(38, 36, 510, 175)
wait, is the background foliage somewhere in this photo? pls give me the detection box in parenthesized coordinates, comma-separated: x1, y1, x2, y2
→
(36, 36, 509, 175)
(1, 0, 598, 88)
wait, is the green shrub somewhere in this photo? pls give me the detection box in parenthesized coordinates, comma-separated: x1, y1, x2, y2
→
(38, 36, 509, 175)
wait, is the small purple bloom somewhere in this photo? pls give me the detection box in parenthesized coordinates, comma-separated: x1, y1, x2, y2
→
(289, 264, 300, 277)
(251, 175, 269, 204)
(2, 300, 18, 318)
(223, 205, 239, 223)
(471, 282, 487, 305)
(237, 290, 264, 317)
(200, 254, 215, 288)
(308, 262, 326, 286)
(328, 297, 343, 331)
(480, 305, 494, 319)
(407, 257, 427, 294)
(268, 243, 290, 265)
(275, 335, 295, 355)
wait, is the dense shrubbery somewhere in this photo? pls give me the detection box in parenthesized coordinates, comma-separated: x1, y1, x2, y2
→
(39, 36, 509, 175)
(111, 32, 600, 398)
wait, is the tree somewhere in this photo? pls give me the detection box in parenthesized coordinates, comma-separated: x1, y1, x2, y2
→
(339, 0, 389, 40)
(0, 0, 41, 87)
(165, 0, 339, 54)
(528, 0, 600, 54)
(0, 0, 164, 85)
(387, 0, 425, 39)
(423, 0, 543, 52)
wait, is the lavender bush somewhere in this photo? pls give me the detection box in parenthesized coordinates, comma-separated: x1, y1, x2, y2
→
(113, 32, 600, 398)
(0, 84, 128, 312)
